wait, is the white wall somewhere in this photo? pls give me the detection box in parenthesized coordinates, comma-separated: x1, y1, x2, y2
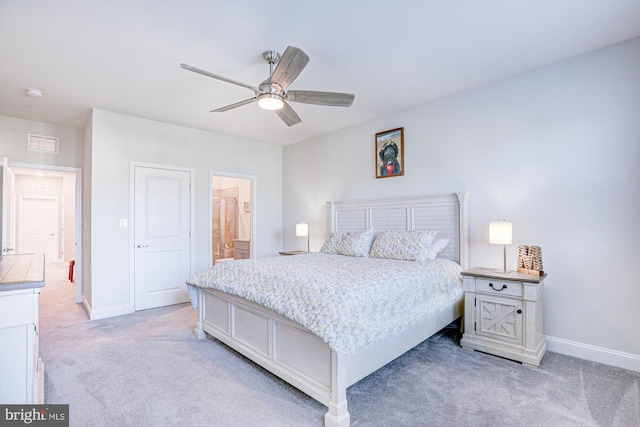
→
(82, 114, 93, 306)
(283, 38, 640, 370)
(0, 116, 84, 167)
(86, 109, 282, 319)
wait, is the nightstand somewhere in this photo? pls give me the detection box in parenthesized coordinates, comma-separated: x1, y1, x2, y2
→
(278, 250, 307, 256)
(460, 267, 547, 367)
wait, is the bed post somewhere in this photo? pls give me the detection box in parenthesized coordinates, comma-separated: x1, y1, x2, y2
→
(324, 351, 350, 427)
(329, 201, 336, 233)
(456, 191, 470, 270)
(194, 288, 206, 339)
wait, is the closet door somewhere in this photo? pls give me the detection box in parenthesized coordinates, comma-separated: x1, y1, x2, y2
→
(133, 166, 191, 310)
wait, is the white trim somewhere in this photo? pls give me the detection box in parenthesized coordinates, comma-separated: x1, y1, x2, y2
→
(2, 157, 10, 255)
(545, 335, 640, 373)
(87, 302, 132, 320)
(129, 161, 195, 313)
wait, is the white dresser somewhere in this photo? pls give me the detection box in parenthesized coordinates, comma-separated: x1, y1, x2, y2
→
(460, 267, 547, 367)
(0, 254, 45, 404)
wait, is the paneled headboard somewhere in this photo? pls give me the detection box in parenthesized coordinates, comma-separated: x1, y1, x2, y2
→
(329, 192, 469, 269)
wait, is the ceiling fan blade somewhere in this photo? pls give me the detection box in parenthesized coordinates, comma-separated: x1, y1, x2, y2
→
(275, 102, 302, 127)
(270, 46, 310, 91)
(211, 97, 256, 112)
(286, 90, 355, 107)
(180, 63, 260, 94)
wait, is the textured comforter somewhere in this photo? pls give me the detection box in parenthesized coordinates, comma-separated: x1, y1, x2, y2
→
(186, 253, 463, 355)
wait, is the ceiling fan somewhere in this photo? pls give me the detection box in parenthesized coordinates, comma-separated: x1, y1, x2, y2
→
(180, 46, 355, 127)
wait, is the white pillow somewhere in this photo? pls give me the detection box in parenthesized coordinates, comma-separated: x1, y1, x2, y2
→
(369, 230, 437, 262)
(425, 238, 450, 260)
(319, 228, 375, 257)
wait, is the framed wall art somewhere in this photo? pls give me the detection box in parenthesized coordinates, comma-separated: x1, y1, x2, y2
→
(375, 127, 404, 178)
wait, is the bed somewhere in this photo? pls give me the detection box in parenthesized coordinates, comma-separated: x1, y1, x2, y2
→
(187, 192, 469, 427)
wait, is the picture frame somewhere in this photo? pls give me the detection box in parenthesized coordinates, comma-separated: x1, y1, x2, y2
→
(375, 127, 404, 178)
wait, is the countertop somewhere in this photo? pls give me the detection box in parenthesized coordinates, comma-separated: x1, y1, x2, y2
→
(0, 253, 45, 291)
(461, 266, 546, 283)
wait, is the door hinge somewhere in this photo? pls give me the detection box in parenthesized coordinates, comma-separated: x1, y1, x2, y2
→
(474, 322, 476, 331)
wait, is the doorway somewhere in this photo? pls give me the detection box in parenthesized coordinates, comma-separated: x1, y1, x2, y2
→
(1, 159, 82, 303)
(211, 173, 253, 265)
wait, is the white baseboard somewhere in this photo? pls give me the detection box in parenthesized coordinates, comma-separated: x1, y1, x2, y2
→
(545, 335, 640, 373)
(87, 303, 133, 320)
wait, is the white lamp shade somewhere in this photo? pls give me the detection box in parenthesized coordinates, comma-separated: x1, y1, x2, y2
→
(295, 222, 309, 237)
(489, 220, 512, 245)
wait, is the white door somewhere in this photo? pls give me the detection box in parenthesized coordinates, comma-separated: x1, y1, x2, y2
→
(134, 166, 191, 310)
(18, 197, 59, 261)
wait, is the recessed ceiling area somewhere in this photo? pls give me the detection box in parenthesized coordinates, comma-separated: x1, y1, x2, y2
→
(1, 1, 639, 146)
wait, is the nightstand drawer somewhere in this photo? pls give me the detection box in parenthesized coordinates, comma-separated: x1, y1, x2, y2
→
(0, 290, 36, 328)
(476, 278, 522, 297)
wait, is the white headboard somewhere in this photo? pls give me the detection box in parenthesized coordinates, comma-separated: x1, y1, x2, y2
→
(329, 192, 469, 269)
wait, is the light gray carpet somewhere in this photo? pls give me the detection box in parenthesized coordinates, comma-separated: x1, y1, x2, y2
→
(40, 262, 640, 426)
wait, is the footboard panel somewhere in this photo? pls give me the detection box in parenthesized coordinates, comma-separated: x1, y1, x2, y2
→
(198, 288, 334, 406)
(274, 322, 332, 388)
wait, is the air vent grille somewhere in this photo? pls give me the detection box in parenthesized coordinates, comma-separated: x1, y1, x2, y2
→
(27, 134, 59, 154)
(32, 182, 48, 191)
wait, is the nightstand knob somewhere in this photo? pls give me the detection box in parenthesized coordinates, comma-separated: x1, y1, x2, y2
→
(489, 282, 507, 291)
(517, 309, 522, 314)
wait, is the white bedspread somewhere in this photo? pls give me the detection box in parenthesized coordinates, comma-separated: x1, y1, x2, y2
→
(186, 253, 462, 355)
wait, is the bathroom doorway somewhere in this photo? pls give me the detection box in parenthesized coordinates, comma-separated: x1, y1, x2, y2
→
(211, 173, 253, 265)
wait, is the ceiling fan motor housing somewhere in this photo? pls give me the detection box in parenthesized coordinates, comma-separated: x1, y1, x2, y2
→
(262, 50, 281, 65)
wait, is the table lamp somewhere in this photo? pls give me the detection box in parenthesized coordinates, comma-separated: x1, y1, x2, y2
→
(296, 222, 309, 253)
(489, 220, 512, 273)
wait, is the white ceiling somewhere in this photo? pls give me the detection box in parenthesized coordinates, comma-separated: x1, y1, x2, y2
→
(1, 1, 639, 146)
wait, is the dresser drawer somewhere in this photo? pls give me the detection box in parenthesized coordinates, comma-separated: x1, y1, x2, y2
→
(476, 278, 522, 297)
(0, 290, 37, 329)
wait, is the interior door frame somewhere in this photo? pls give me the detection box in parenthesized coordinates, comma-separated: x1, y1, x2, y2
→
(3, 160, 83, 303)
(129, 161, 195, 313)
(209, 170, 256, 265)
(2, 157, 13, 256)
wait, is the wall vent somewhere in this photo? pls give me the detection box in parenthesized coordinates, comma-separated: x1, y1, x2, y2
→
(32, 182, 48, 191)
(27, 134, 59, 154)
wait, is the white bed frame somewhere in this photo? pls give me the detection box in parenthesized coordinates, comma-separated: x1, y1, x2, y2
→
(194, 192, 469, 426)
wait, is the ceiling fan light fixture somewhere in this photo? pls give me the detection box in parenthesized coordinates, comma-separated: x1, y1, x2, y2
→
(257, 93, 284, 110)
